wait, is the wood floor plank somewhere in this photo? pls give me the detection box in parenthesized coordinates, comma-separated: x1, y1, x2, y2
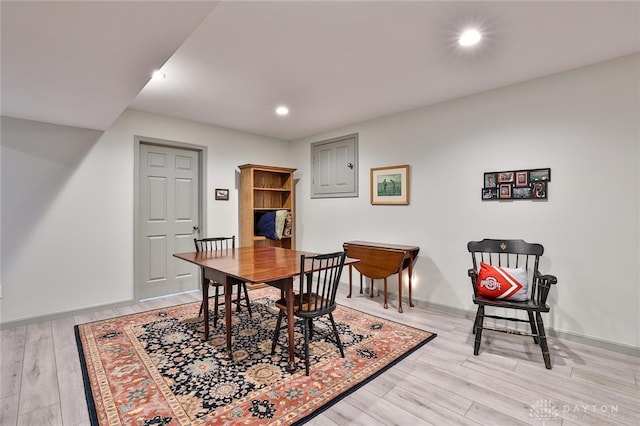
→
(18, 325, 58, 416)
(339, 387, 432, 426)
(51, 317, 76, 346)
(24, 322, 51, 345)
(464, 402, 531, 426)
(113, 305, 136, 317)
(91, 309, 118, 322)
(51, 316, 89, 426)
(0, 395, 19, 426)
(393, 368, 474, 417)
(321, 397, 384, 426)
(353, 371, 398, 398)
(305, 413, 340, 425)
(571, 368, 640, 398)
(57, 365, 89, 426)
(73, 313, 95, 326)
(0, 361, 22, 400)
(384, 383, 479, 426)
(0, 327, 26, 367)
(420, 341, 483, 367)
(571, 361, 638, 386)
(17, 403, 62, 426)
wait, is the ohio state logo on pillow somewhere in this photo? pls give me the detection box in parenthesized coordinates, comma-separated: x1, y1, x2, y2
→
(477, 262, 528, 301)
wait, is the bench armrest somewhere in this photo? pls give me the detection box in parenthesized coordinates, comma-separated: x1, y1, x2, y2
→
(536, 273, 558, 285)
(533, 271, 558, 305)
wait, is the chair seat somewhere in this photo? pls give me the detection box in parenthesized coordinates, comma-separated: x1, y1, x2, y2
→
(275, 293, 326, 312)
(472, 295, 550, 312)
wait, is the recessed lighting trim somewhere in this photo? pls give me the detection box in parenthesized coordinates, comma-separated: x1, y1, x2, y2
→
(275, 106, 289, 116)
(459, 29, 482, 47)
(151, 70, 166, 80)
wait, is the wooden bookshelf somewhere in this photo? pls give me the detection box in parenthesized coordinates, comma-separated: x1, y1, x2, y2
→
(238, 164, 296, 249)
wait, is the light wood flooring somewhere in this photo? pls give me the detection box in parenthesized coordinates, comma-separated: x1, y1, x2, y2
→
(1, 286, 638, 426)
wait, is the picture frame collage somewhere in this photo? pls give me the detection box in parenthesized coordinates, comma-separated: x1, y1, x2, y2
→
(482, 168, 550, 201)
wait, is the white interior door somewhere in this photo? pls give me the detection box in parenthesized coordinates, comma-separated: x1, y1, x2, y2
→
(138, 143, 199, 299)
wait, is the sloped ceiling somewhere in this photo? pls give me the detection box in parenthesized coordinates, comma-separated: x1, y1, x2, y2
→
(1, 0, 217, 130)
(3, 1, 639, 140)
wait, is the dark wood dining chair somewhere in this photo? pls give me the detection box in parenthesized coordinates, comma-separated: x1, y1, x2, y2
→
(194, 236, 252, 327)
(467, 239, 558, 369)
(271, 251, 347, 375)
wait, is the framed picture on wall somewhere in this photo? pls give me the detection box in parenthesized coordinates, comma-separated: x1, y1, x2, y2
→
(370, 164, 410, 205)
(215, 188, 229, 201)
(515, 171, 529, 187)
(513, 187, 532, 199)
(497, 172, 514, 183)
(482, 187, 498, 200)
(532, 181, 548, 199)
(484, 173, 497, 188)
(530, 168, 551, 182)
(499, 184, 512, 199)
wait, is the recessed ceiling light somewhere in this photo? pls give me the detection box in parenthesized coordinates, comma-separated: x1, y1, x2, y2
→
(275, 106, 289, 116)
(151, 70, 166, 80)
(459, 29, 482, 47)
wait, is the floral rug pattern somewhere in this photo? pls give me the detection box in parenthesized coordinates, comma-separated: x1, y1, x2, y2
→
(75, 287, 436, 425)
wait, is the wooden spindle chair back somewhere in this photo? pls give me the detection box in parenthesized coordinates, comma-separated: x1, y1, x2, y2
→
(193, 236, 252, 325)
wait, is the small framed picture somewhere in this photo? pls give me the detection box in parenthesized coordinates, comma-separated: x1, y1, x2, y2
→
(512, 187, 532, 199)
(482, 187, 498, 200)
(532, 181, 547, 199)
(515, 171, 529, 187)
(530, 168, 551, 182)
(370, 164, 410, 205)
(215, 188, 229, 201)
(499, 184, 512, 199)
(497, 172, 514, 183)
(484, 173, 497, 188)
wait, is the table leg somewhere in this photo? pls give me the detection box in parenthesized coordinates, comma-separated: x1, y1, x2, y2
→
(369, 278, 374, 298)
(397, 266, 404, 313)
(285, 277, 296, 372)
(359, 273, 363, 294)
(202, 270, 209, 342)
(383, 277, 388, 309)
(409, 262, 415, 308)
(225, 276, 233, 361)
(347, 264, 353, 298)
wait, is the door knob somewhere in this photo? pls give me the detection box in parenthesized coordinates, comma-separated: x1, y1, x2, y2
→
(193, 226, 199, 233)
(347, 162, 354, 169)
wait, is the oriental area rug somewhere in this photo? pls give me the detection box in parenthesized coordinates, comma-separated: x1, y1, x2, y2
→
(75, 287, 436, 426)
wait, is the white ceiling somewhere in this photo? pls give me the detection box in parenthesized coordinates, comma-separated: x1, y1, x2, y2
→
(3, 1, 639, 141)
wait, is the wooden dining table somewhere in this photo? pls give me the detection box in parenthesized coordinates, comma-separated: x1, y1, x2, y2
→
(174, 246, 355, 372)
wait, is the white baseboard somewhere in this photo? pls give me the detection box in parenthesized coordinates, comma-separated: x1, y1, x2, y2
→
(376, 288, 640, 358)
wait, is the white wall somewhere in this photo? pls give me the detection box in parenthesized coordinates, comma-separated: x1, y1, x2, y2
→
(2, 55, 638, 351)
(1, 110, 291, 323)
(291, 54, 640, 349)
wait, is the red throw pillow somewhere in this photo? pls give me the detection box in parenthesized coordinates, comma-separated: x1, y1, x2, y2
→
(476, 262, 528, 301)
